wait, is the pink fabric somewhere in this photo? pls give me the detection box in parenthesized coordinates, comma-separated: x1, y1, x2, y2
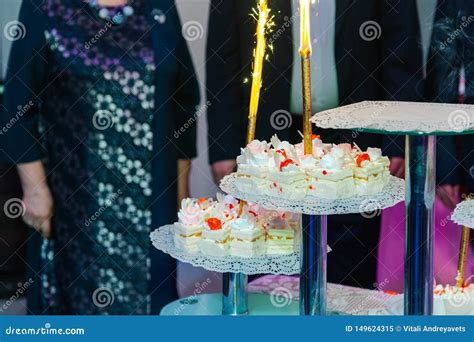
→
(377, 197, 474, 293)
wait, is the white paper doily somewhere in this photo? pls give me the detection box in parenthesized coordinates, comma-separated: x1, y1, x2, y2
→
(150, 225, 300, 275)
(451, 200, 474, 228)
(312, 101, 474, 134)
(220, 173, 404, 215)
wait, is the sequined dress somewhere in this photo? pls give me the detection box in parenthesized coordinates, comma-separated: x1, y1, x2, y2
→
(2, 0, 199, 315)
(39, 1, 155, 314)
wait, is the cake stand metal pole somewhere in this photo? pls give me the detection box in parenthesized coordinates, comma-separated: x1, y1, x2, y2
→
(300, 214, 327, 315)
(404, 135, 436, 315)
(222, 273, 248, 315)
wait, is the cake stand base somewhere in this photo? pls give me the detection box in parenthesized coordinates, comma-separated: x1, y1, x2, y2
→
(160, 293, 299, 316)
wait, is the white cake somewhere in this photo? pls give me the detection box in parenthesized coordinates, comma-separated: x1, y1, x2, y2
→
(307, 146, 357, 199)
(198, 208, 230, 257)
(387, 284, 474, 315)
(229, 213, 266, 257)
(433, 284, 474, 315)
(264, 210, 296, 254)
(174, 199, 204, 253)
(353, 148, 391, 196)
(173, 195, 303, 258)
(235, 135, 392, 199)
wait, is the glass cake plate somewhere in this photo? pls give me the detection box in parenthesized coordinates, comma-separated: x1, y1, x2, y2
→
(451, 200, 474, 228)
(312, 101, 474, 135)
(150, 225, 300, 275)
(219, 173, 404, 215)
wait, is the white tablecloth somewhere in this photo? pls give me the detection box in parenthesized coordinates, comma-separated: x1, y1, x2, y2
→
(248, 275, 400, 315)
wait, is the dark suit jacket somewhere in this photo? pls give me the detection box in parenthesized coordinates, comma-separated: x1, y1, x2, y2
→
(425, 0, 474, 187)
(206, 0, 423, 164)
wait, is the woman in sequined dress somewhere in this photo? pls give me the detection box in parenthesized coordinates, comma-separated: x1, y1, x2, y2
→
(0, 0, 199, 314)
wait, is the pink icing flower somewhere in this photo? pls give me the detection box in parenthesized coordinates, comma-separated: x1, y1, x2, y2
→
(178, 199, 202, 226)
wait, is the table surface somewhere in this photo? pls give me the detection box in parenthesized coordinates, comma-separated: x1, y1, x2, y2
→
(248, 275, 397, 315)
(161, 275, 399, 316)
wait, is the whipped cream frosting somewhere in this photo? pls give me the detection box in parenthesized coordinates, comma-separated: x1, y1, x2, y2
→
(367, 147, 382, 161)
(240, 140, 272, 167)
(232, 215, 257, 231)
(178, 199, 202, 226)
(320, 149, 345, 170)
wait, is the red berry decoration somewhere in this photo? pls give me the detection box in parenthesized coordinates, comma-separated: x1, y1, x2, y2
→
(356, 153, 370, 167)
(279, 158, 295, 171)
(207, 218, 223, 230)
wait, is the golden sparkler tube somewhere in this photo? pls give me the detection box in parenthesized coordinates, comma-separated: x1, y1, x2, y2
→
(456, 226, 471, 287)
(301, 56, 313, 155)
(299, 0, 312, 59)
(246, 0, 268, 145)
(246, 114, 258, 145)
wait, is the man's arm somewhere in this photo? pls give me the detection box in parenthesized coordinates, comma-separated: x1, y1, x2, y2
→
(206, 0, 244, 182)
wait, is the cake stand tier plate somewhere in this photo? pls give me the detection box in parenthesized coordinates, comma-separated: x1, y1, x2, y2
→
(160, 293, 299, 316)
(310, 100, 474, 315)
(312, 101, 474, 135)
(150, 225, 300, 275)
(220, 173, 404, 215)
(451, 200, 474, 228)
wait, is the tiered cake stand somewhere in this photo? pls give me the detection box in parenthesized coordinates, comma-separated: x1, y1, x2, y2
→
(452, 200, 474, 229)
(451, 199, 474, 286)
(313, 101, 474, 315)
(221, 175, 404, 315)
(150, 225, 300, 315)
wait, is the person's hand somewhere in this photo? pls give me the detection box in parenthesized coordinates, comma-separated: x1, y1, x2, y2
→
(211, 160, 236, 185)
(389, 157, 405, 179)
(437, 184, 460, 210)
(17, 161, 54, 239)
(22, 184, 54, 239)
